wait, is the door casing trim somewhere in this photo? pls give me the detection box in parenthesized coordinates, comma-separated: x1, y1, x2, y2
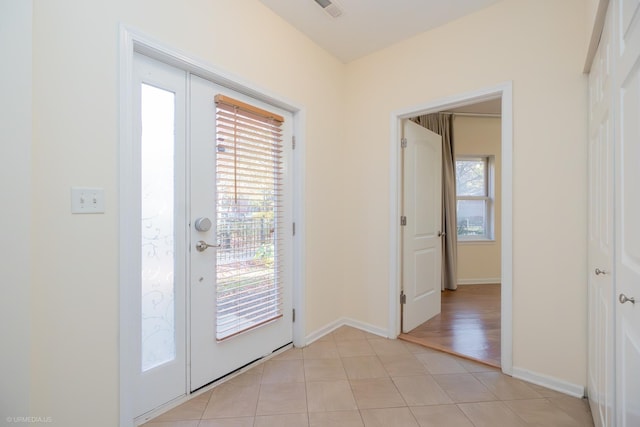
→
(118, 25, 306, 426)
(388, 82, 513, 376)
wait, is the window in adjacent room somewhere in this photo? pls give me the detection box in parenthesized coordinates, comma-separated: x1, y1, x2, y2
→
(455, 156, 494, 241)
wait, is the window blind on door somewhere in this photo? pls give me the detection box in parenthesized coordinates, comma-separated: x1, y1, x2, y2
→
(214, 94, 284, 341)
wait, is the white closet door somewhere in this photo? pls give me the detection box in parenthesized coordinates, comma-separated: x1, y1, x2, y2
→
(588, 5, 615, 427)
(615, 0, 640, 425)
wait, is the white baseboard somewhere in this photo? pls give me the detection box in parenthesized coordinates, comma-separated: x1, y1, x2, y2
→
(305, 317, 389, 345)
(511, 367, 586, 398)
(457, 278, 501, 285)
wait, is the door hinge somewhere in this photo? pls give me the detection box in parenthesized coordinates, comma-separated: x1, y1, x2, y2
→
(400, 291, 406, 305)
(401, 137, 407, 148)
(400, 216, 407, 226)
(292, 308, 296, 322)
(293, 222, 296, 236)
(292, 135, 296, 150)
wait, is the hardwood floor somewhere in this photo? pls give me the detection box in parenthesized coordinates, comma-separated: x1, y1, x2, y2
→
(400, 284, 501, 367)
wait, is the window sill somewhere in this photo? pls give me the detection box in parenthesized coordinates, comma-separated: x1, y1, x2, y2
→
(457, 238, 496, 245)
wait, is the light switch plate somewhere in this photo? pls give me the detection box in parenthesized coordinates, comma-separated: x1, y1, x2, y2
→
(71, 187, 105, 214)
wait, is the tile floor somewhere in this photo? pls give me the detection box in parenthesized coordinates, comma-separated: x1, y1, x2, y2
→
(143, 326, 594, 427)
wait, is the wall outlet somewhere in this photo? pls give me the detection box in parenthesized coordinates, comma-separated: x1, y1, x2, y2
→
(71, 187, 105, 214)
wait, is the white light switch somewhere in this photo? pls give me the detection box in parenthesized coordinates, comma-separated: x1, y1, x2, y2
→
(71, 187, 105, 214)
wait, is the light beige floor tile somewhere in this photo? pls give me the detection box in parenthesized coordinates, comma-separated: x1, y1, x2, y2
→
(303, 341, 340, 359)
(306, 380, 358, 412)
(458, 359, 500, 373)
(337, 340, 376, 357)
(261, 359, 305, 384)
(547, 396, 595, 426)
(504, 398, 584, 427)
(378, 354, 428, 377)
(350, 378, 406, 409)
(415, 352, 468, 374)
(410, 405, 474, 427)
(473, 371, 543, 400)
(400, 341, 439, 354)
(457, 401, 528, 427)
(360, 407, 419, 427)
(309, 410, 364, 427)
(525, 382, 570, 399)
(197, 417, 254, 427)
(256, 382, 307, 415)
(304, 358, 347, 381)
(342, 356, 388, 379)
(142, 421, 200, 427)
(392, 375, 453, 406)
(226, 369, 262, 386)
(274, 347, 303, 360)
(254, 413, 309, 427)
(332, 326, 368, 341)
(368, 339, 412, 357)
(152, 391, 212, 421)
(201, 383, 259, 419)
(432, 373, 497, 403)
(313, 332, 335, 342)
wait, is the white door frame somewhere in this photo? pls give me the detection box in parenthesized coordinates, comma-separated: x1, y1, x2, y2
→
(388, 82, 513, 375)
(118, 25, 306, 426)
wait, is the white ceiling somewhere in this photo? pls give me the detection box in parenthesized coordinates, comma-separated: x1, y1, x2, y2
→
(259, 0, 501, 63)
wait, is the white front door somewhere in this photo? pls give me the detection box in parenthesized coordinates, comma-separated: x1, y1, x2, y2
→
(587, 5, 615, 426)
(189, 75, 293, 391)
(132, 54, 294, 415)
(615, 0, 640, 423)
(401, 120, 442, 333)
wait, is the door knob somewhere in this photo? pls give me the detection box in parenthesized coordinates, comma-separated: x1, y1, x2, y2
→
(595, 268, 607, 275)
(619, 294, 636, 304)
(195, 240, 220, 252)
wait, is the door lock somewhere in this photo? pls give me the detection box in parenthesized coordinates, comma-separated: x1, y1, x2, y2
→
(194, 217, 212, 232)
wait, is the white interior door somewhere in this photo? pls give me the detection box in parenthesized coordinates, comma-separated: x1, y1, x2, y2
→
(587, 6, 615, 427)
(133, 53, 188, 417)
(615, 0, 640, 423)
(401, 120, 442, 333)
(189, 75, 293, 391)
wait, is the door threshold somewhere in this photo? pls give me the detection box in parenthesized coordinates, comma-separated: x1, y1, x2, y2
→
(398, 333, 501, 369)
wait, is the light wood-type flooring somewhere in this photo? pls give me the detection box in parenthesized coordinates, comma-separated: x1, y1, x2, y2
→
(400, 284, 501, 367)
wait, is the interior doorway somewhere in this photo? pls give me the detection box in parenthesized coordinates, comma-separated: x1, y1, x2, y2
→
(402, 100, 503, 367)
(389, 83, 513, 375)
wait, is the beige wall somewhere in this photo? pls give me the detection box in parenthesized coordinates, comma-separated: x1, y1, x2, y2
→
(30, 1, 346, 424)
(343, 0, 588, 387)
(454, 116, 502, 284)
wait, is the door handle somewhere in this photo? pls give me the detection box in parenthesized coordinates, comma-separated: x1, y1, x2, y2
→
(595, 268, 607, 275)
(195, 240, 220, 252)
(619, 294, 636, 305)
(438, 231, 446, 237)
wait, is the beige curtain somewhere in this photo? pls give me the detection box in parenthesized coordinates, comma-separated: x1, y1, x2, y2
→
(411, 114, 458, 291)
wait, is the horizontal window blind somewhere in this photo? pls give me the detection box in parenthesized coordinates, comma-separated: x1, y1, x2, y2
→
(214, 94, 284, 341)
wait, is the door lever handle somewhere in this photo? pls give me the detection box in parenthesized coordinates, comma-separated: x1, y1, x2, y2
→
(595, 268, 607, 275)
(438, 231, 446, 237)
(195, 240, 220, 252)
(619, 294, 636, 305)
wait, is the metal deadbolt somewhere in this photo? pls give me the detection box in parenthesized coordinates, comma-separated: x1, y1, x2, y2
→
(194, 217, 212, 232)
(195, 240, 220, 252)
(619, 294, 636, 305)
